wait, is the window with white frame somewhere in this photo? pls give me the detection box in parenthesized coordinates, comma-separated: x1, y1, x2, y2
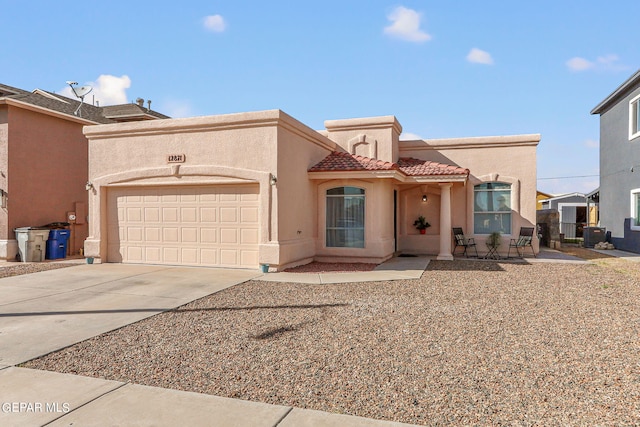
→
(629, 94, 640, 140)
(474, 182, 512, 234)
(631, 188, 640, 230)
(326, 187, 365, 248)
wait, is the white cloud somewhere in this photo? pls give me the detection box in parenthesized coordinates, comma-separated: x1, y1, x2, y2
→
(159, 100, 193, 118)
(466, 48, 494, 65)
(583, 139, 599, 149)
(203, 14, 226, 32)
(566, 54, 627, 72)
(59, 74, 131, 106)
(400, 132, 423, 140)
(384, 6, 431, 42)
(566, 57, 595, 72)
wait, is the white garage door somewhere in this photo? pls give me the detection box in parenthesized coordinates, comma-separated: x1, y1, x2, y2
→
(107, 185, 259, 268)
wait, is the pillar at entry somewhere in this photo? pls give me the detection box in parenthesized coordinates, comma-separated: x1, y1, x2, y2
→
(437, 183, 453, 260)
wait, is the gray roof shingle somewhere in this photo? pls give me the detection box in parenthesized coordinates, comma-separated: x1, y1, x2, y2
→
(0, 83, 170, 124)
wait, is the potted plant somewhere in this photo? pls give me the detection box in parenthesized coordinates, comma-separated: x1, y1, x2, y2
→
(487, 231, 501, 248)
(413, 216, 431, 234)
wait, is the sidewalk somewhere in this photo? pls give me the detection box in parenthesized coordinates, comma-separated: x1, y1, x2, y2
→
(0, 366, 417, 427)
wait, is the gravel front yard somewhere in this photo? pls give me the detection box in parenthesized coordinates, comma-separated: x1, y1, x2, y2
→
(24, 259, 640, 426)
(0, 261, 78, 278)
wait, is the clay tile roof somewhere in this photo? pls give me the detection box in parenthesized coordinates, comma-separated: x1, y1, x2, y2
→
(397, 157, 469, 176)
(308, 151, 398, 172)
(309, 152, 469, 178)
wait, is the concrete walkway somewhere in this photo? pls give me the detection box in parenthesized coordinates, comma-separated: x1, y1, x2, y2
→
(258, 255, 430, 284)
(0, 262, 420, 427)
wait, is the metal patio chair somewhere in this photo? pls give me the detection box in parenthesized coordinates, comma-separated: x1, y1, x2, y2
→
(508, 227, 536, 258)
(452, 227, 478, 258)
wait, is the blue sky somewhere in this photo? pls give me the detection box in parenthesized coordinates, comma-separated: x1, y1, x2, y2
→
(2, 1, 639, 195)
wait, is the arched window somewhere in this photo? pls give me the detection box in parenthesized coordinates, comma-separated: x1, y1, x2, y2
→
(326, 187, 365, 248)
(474, 182, 511, 234)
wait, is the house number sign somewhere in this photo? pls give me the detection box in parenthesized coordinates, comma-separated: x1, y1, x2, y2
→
(166, 154, 186, 163)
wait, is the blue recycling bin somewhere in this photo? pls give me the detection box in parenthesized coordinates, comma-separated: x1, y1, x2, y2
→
(46, 229, 70, 259)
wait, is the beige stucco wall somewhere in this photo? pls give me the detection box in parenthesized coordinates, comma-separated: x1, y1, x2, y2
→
(323, 116, 402, 163)
(312, 178, 395, 263)
(274, 124, 339, 268)
(0, 107, 8, 248)
(400, 134, 540, 255)
(84, 110, 337, 268)
(84, 108, 539, 266)
(1, 105, 90, 259)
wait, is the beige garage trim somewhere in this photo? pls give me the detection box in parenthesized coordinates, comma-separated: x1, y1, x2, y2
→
(107, 185, 260, 268)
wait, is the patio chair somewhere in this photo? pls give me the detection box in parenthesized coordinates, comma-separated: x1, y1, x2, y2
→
(508, 227, 536, 258)
(452, 227, 478, 258)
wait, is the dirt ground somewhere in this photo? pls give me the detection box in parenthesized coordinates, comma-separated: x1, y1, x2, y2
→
(556, 244, 615, 260)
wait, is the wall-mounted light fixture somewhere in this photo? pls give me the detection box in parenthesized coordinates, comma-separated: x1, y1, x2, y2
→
(270, 174, 277, 186)
(0, 189, 6, 209)
(85, 181, 94, 191)
(422, 194, 428, 202)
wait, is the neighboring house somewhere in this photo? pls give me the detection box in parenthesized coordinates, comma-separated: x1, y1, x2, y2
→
(83, 110, 540, 269)
(591, 69, 640, 252)
(0, 83, 169, 260)
(539, 192, 597, 239)
(536, 190, 554, 210)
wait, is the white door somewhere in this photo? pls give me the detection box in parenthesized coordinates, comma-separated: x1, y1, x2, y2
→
(107, 185, 260, 268)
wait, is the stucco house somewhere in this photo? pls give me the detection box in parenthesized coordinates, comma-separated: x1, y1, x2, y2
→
(591, 69, 640, 252)
(0, 83, 168, 260)
(536, 190, 554, 210)
(83, 110, 540, 270)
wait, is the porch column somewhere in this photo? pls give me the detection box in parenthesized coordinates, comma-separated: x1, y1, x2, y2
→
(437, 183, 453, 260)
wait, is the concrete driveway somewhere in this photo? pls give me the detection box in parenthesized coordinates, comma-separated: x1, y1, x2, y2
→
(0, 263, 261, 366)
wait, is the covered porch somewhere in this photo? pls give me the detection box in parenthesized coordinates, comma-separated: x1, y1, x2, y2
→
(308, 151, 469, 262)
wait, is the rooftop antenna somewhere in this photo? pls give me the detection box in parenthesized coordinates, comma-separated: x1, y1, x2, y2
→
(66, 81, 93, 117)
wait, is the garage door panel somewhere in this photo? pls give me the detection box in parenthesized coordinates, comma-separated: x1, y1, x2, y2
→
(241, 207, 259, 222)
(145, 228, 161, 242)
(201, 249, 218, 264)
(220, 229, 238, 244)
(145, 247, 161, 262)
(241, 228, 259, 244)
(180, 193, 197, 202)
(220, 250, 238, 265)
(182, 248, 198, 264)
(181, 207, 197, 222)
(161, 194, 178, 202)
(241, 250, 258, 266)
(220, 208, 237, 222)
(127, 207, 142, 222)
(127, 246, 143, 262)
(163, 247, 179, 262)
(145, 207, 160, 222)
(108, 185, 259, 268)
(201, 228, 217, 243)
(219, 193, 238, 202)
(162, 207, 178, 222)
(163, 228, 179, 242)
(200, 207, 217, 223)
(181, 228, 198, 243)
(127, 227, 143, 242)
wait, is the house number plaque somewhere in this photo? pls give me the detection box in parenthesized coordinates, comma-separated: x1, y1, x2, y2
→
(167, 154, 186, 163)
